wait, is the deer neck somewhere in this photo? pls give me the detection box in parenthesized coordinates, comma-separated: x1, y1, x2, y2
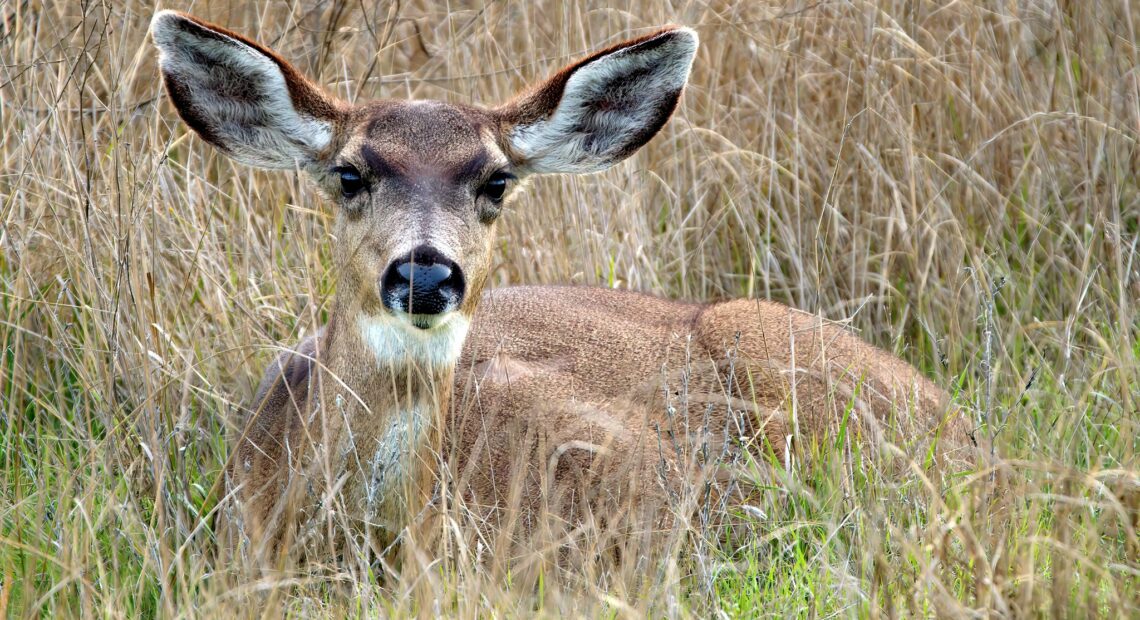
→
(314, 302, 470, 533)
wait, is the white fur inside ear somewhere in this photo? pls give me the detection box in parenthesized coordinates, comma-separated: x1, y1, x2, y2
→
(150, 11, 332, 169)
(509, 28, 698, 174)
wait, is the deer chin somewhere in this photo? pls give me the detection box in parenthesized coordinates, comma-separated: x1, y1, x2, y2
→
(357, 311, 470, 371)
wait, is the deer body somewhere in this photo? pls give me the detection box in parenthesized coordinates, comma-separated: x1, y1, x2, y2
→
(150, 11, 972, 562)
(242, 284, 964, 555)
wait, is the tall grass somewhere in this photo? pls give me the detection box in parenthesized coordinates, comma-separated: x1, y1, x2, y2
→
(1, 0, 1137, 616)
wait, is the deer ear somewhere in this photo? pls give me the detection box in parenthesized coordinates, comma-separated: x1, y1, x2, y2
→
(496, 27, 697, 175)
(150, 10, 343, 170)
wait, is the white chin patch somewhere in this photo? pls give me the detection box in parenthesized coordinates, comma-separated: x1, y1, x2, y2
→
(357, 312, 470, 370)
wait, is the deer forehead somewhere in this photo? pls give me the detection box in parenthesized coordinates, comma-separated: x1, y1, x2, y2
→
(342, 100, 505, 177)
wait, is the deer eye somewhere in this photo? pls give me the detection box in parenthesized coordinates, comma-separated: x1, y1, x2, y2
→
(479, 171, 513, 203)
(334, 166, 366, 198)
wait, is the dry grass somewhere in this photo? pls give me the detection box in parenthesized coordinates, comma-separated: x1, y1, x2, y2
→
(1, 0, 1138, 617)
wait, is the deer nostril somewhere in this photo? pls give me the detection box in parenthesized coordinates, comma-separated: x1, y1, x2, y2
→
(380, 245, 466, 321)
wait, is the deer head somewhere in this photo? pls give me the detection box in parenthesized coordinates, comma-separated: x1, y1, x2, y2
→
(150, 10, 697, 371)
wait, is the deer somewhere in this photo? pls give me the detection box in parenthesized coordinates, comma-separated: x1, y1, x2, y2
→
(150, 10, 975, 566)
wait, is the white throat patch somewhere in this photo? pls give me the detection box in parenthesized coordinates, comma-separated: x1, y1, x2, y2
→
(363, 404, 428, 523)
(357, 312, 470, 371)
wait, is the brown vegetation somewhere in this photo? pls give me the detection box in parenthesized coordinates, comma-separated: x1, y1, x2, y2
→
(1, 0, 1136, 616)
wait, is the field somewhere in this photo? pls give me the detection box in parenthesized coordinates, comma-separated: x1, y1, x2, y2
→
(1, 0, 1138, 617)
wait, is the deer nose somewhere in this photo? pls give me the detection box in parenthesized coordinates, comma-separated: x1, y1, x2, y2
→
(380, 245, 466, 322)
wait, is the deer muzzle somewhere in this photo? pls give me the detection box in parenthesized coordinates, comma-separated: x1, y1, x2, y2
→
(380, 245, 466, 327)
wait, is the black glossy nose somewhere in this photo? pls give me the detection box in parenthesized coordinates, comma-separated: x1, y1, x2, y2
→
(380, 245, 465, 320)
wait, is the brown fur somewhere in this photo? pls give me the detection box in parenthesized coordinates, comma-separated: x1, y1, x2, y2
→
(152, 12, 975, 564)
(236, 284, 974, 559)
(454, 287, 972, 541)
